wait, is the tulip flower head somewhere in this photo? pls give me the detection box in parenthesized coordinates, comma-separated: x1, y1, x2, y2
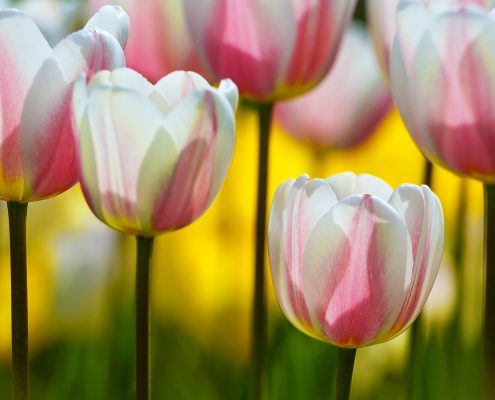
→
(276, 23, 392, 149)
(268, 173, 444, 347)
(184, 0, 357, 101)
(390, 0, 495, 181)
(367, 0, 495, 80)
(72, 69, 238, 236)
(0, 6, 128, 202)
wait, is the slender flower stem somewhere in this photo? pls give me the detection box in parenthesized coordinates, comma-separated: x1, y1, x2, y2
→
(407, 158, 434, 400)
(135, 235, 154, 400)
(251, 102, 274, 400)
(483, 184, 495, 399)
(7, 201, 28, 400)
(335, 348, 357, 400)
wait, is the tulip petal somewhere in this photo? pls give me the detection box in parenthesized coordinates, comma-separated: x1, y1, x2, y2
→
(326, 172, 393, 201)
(79, 85, 169, 234)
(85, 5, 130, 48)
(184, 0, 296, 98)
(268, 176, 339, 334)
(150, 70, 211, 115)
(218, 78, 239, 112)
(0, 10, 51, 200)
(20, 28, 125, 200)
(388, 184, 444, 335)
(302, 194, 413, 347)
(89, 68, 154, 95)
(150, 87, 235, 231)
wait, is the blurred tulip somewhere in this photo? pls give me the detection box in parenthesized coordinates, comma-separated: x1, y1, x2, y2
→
(268, 172, 444, 347)
(89, 0, 207, 82)
(183, 0, 356, 101)
(367, 0, 494, 81)
(72, 68, 238, 236)
(0, 5, 128, 202)
(276, 23, 392, 149)
(390, 0, 495, 182)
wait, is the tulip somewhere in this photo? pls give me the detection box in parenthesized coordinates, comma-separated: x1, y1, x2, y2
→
(268, 172, 444, 347)
(367, 0, 492, 81)
(89, 0, 207, 82)
(72, 68, 238, 236)
(276, 23, 392, 150)
(183, 0, 356, 101)
(72, 67, 237, 397)
(0, 5, 128, 203)
(390, 1, 495, 181)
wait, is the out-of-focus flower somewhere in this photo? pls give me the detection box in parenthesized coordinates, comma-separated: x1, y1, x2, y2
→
(390, 0, 495, 182)
(0, 0, 81, 46)
(367, 0, 494, 81)
(0, 6, 128, 202)
(268, 172, 444, 347)
(72, 68, 238, 236)
(275, 23, 392, 149)
(183, 0, 356, 101)
(89, 0, 207, 83)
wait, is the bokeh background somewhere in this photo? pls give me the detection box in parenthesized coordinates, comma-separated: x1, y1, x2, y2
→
(0, 0, 485, 399)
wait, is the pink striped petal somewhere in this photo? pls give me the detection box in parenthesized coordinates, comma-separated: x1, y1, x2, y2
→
(0, 10, 50, 201)
(388, 184, 444, 336)
(184, 0, 296, 99)
(301, 194, 413, 347)
(151, 87, 235, 232)
(268, 175, 338, 334)
(20, 28, 125, 201)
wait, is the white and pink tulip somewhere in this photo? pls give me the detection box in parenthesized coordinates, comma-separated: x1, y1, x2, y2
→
(0, 5, 128, 202)
(72, 69, 238, 236)
(268, 173, 444, 347)
(183, 0, 356, 101)
(390, 0, 495, 181)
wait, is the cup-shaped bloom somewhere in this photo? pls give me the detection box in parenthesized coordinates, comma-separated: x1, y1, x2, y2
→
(183, 0, 356, 101)
(72, 68, 238, 236)
(0, 6, 128, 202)
(268, 173, 444, 347)
(275, 24, 392, 149)
(390, 0, 495, 181)
(90, 0, 207, 83)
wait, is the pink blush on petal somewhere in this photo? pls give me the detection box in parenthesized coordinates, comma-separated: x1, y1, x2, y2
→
(318, 196, 389, 347)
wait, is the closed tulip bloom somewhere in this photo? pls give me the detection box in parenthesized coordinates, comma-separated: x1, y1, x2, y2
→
(276, 24, 392, 149)
(0, 6, 128, 202)
(268, 173, 444, 347)
(184, 0, 356, 101)
(72, 69, 238, 236)
(90, 0, 207, 83)
(390, 0, 495, 181)
(367, 0, 494, 80)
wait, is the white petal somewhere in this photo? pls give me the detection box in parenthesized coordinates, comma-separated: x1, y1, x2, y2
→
(85, 5, 130, 48)
(326, 172, 393, 201)
(218, 78, 239, 112)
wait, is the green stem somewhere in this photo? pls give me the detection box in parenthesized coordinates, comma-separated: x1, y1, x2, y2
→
(406, 158, 434, 400)
(7, 201, 28, 400)
(135, 236, 154, 400)
(251, 102, 273, 400)
(335, 348, 356, 400)
(484, 184, 495, 399)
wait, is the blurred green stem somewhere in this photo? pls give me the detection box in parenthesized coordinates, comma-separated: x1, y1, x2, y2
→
(335, 348, 356, 400)
(483, 184, 495, 399)
(252, 102, 273, 400)
(135, 236, 154, 400)
(407, 159, 434, 400)
(7, 201, 29, 400)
